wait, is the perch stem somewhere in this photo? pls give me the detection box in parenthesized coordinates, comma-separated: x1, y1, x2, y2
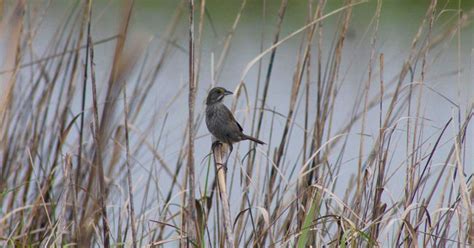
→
(212, 142, 235, 248)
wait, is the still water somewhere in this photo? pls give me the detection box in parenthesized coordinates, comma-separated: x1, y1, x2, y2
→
(12, 0, 474, 245)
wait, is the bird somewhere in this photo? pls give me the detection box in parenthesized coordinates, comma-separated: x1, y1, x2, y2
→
(205, 87, 265, 164)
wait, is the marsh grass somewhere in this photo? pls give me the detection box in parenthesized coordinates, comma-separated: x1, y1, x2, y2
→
(0, 0, 473, 247)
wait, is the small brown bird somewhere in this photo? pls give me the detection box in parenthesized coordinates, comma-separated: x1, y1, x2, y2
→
(205, 87, 264, 158)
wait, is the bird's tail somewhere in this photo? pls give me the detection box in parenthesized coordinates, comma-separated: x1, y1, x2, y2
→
(242, 134, 265, 145)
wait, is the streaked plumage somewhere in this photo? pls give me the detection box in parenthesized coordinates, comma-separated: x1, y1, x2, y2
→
(205, 87, 264, 155)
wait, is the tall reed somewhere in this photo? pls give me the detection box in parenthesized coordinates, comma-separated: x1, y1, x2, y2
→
(0, 0, 472, 247)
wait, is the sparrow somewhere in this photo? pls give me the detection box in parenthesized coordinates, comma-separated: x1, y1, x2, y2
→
(205, 87, 264, 161)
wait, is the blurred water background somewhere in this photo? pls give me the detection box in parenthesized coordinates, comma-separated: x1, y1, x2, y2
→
(1, 0, 473, 245)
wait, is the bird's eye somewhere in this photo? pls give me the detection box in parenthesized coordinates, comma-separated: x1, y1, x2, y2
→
(218, 88, 224, 94)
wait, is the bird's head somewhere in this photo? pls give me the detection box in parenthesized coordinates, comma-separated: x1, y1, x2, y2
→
(206, 87, 233, 105)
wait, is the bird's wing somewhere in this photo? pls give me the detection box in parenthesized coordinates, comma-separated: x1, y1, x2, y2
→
(224, 105, 243, 132)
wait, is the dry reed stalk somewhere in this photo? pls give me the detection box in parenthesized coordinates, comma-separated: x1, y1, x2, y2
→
(252, 0, 288, 149)
(185, 0, 199, 245)
(78, 1, 141, 242)
(143, 8, 185, 241)
(361, 0, 383, 240)
(80, 0, 140, 245)
(470, 158, 474, 245)
(0, 1, 473, 247)
(260, 0, 324, 244)
(212, 143, 235, 248)
(250, 0, 288, 245)
(77, 0, 95, 199)
(87, 15, 111, 248)
(355, 0, 382, 222)
(234, 0, 266, 242)
(0, 0, 24, 143)
(123, 87, 137, 247)
(194, 0, 206, 86)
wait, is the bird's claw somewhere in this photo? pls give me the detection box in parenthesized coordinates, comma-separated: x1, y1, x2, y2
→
(211, 141, 230, 173)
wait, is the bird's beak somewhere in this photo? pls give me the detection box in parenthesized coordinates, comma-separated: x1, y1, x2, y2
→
(224, 90, 233, 95)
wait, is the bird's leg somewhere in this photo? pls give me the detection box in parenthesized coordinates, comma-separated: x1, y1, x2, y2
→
(223, 144, 233, 172)
(212, 141, 228, 172)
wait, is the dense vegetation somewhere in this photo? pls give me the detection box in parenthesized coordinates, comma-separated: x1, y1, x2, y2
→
(0, 0, 472, 247)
